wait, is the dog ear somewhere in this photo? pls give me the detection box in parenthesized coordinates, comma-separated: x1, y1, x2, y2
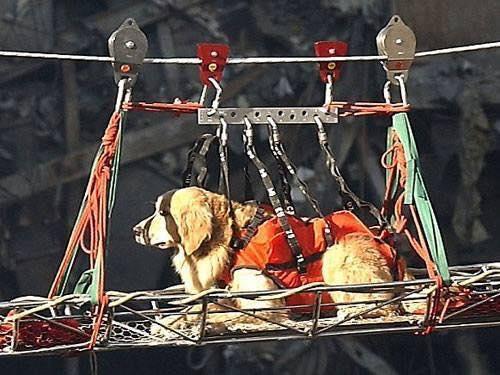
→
(173, 197, 213, 256)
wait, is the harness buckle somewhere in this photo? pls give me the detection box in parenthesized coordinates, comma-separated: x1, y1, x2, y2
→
(296, 254, 307, 274)
(230, 237, 244, 250)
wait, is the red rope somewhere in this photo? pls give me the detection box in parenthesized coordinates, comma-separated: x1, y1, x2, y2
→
(122, 101, 407, 117)
(326, 101, 410, 117)
(46, 111, 121, 349)
(122, 100, 202, 114)
(381, 130, 444, 333)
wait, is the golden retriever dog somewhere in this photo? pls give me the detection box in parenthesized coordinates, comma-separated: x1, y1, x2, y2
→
(133, 186, 410, 332)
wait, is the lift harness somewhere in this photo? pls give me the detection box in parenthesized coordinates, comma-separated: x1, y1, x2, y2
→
(266, 117, 334, 246)
(242, 118, 311, 274)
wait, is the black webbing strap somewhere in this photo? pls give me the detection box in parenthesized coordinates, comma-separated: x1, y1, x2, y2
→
(243, 159, 255, 202)
(266, 251, 324, 271)
(182, 134, 218, 188)
(216, 118, 241, 240)
(243, 118, 306, 273)
(313, 116, 388, 228)
(266, 117, 334, 247)
(266, 124, 295, 215)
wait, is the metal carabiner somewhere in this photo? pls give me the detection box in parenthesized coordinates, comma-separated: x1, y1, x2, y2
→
(383, 74, 408, 105)
(217, 115, 228, 147)
(243, 117, 254, 147)
(199, 84, 208, 106)
(383, 80, 392, 104)
(266, 116, 281, 144)
(313, 115, 328, 144)
(323, 74, 335, 108)
(114, 78, 128, 112)
(207, 77, 223, 116)
(395, 74, 408, 105)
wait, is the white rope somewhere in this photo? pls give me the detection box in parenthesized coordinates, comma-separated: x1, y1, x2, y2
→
(1, 41, 500, 65)
(146, 56, 386, 64)
(415, 41, 500, 57)
(0, 50, 113, 62)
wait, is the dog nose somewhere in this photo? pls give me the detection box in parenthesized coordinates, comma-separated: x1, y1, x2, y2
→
(133, 226, 143, 236)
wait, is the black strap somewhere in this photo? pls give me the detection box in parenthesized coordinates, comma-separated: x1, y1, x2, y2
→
(266, 118, 334, 247)
(216, 118, 242, 246)
(243, 158, 255, 202)
(182, 134, 218, 188)
(314, 118, 387, 229)
(266, 251, 324, 271)
(267, 125, 295, 215)
(243, 119, 306, 273)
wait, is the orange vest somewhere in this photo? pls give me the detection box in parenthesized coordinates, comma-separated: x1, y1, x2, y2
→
(220, 210, 397, 313)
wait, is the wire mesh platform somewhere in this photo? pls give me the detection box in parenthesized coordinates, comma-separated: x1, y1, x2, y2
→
(1, 263, 500, 357)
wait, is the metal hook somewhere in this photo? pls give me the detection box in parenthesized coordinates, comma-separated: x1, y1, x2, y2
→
(207, 77, 223, 116)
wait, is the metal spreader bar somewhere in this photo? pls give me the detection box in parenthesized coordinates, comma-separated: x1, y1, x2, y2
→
(198, 107, 338, 125)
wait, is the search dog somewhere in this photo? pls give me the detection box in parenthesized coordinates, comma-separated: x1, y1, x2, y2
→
(133, 187, 413, 333)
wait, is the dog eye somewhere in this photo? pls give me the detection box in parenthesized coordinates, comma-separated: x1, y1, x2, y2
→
(159, 210, 168, 216)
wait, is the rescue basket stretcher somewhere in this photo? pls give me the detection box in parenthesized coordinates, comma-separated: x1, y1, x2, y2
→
(1, 263, 500, 357)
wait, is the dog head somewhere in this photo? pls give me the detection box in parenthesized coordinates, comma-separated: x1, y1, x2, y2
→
(133, 187, 215, 255)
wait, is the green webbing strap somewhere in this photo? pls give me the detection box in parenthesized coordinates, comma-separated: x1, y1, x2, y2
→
(73, 269, 94, 295)
(73, 268, 100, 305)
(390, 113, 450, 283)
(108, 114, 124, 214)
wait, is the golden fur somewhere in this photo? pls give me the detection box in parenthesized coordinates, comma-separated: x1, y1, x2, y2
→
(322, 234, 400, 318)
(134, 186, 408, 332)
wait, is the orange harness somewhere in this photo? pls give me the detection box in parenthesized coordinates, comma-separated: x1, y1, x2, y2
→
(219, 210, 399, 312)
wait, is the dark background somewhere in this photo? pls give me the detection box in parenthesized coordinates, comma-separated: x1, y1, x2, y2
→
(1, 0, 500, 374)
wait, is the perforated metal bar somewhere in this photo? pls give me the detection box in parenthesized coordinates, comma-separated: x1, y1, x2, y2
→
(198, 107, 338, 125)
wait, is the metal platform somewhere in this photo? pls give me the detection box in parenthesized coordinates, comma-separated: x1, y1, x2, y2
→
(1, 263, 500, 357)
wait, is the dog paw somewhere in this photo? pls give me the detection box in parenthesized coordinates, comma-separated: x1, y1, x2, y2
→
(336, 305, 401, 321)
(150, 316, 227, 337)
(204, 322, 227, 335)
(151, 315, 188, 336)
(335, 308, 352, 321)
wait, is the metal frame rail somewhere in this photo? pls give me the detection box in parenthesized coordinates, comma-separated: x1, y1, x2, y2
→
(1, 263, 499, 357)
